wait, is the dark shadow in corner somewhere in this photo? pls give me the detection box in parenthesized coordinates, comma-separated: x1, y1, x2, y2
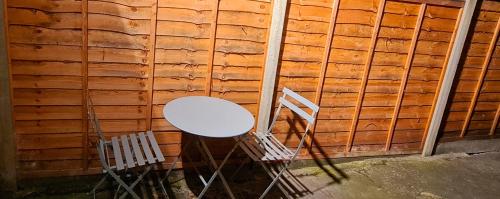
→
(437, 0, 484, 145)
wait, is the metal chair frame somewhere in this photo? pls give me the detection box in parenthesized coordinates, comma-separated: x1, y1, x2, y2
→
(238, 87, 319, 199)
(86, 97, 167, 199)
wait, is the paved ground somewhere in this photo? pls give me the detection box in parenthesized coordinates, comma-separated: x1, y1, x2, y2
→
(5, 141, 500, 199)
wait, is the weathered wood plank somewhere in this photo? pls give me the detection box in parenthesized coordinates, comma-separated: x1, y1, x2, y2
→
(88, 1, 151, 19)
(311, 0, 340, 149)
(146, 0, 158, 130)
(8, 26, 81, 46)
(1, 0, 16, 188)
(81, 0, 89, 170)
(7, 0, 82, 13)
(205, 0, 220, 96)
(11, 61, 81, 76)
(460, 17, 500, 137)
(386, 4, 426, 151)
(423, 0, 478, 156)
(256, 0, 287, 132)
(346, 0, 386, 152)
(7, 8, 81, 29)
(13, 89, 82, 106)
(490, 105, 500, 135)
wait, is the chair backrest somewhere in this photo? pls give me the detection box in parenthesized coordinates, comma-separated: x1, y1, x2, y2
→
(87, 96, 106, 142)
(87, 96, 111, 169)
(265, 87, 319, 157)
(280, 87, 319, 124)
(267, 87, 319, 131)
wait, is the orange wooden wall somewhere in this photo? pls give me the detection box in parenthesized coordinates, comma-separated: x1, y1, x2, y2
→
(272, 0, 464, 158)
(4, 0, 497, 178)
(441, 0, 500, 141)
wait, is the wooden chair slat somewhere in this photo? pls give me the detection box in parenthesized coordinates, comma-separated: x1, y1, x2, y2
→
(138, 132, 156, 164)
(259, 136, 287, 159)
(146, 131, 165, 162)
(111, 137, 125, 171)
(130, 134, 146, 166)
(279, 97, 315, 124)
(121, 135, 136, 169)
(283, 87, 319, 112)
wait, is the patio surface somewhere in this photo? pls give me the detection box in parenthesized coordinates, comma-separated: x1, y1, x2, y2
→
(5, 141, 500, 199)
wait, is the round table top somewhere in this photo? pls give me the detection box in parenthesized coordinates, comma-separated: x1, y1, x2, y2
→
(163, 96, 255, 138)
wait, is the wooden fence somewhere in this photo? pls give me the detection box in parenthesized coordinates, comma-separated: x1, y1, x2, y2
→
(441, 0, 500, 141)
(3, 0, 499, 177)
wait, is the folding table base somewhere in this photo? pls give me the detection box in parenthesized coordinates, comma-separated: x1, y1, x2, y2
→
(163, 136, 241, 199)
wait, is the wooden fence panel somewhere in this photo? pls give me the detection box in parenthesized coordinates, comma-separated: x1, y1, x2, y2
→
(275, 0, 461, 159)
(7, 0, 85, 175)
(5, 0, 479, 177)
(441, 0, 500, 142)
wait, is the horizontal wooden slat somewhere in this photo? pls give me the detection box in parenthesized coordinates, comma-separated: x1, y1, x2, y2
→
(11, 61, 82, 76)
(17, 134, 83, 150)
(14, 106, 82, 120)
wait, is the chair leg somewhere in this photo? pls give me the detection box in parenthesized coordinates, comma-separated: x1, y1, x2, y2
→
(285, 167, 311, 194)
(163, 139, 192, 181)
(156, 173, 169, 199)
(230, 156, 251, 181)
(119, 166, 152, 199)
(259, 163, 290, 199)
(257, 161, 290, 198)
(106, 169, 141, 199)
(88, 174, 108, 197)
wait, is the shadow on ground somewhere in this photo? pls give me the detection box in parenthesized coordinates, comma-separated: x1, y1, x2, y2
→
(6, 145, 500, 199)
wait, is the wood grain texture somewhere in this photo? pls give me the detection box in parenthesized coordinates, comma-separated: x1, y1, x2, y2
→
(490, 104, 500, 135)
(146, 0, 158, 130)
(385, 4, 426, 151)
(6, 0, 491, 177)
(423, 0, 478, 156)
(0, 0, 16, 189)
(346, 0, 386, 152)
(422, 8, 463, 149)
(205, 0, 220, 96)
(81, 0, 89, 171)
(460, 16, 500, 137)
(257, 0, 287, 133)
(309, 0, 340, 149)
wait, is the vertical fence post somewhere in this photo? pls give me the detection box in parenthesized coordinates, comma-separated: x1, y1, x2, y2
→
(422, 0, 478, 157)
(422, 8, 463, 149)
(205, 0, 220, 96)
(146, 0, 159, 130)
(0, 0, 16, 191)
(256, 0, 288, 133)
(81, 0, 89, 172)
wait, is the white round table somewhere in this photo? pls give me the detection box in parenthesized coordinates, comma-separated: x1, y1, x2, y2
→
(162, 96, 255, 199)
(163, 96, 254, 138)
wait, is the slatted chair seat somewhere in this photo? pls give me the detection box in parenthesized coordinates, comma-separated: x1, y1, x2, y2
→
(110, 131, 165, 171)
(240, 132, 294, 161)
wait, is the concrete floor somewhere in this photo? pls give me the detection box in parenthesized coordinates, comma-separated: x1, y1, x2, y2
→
(290, 151, 500, 199)
(6, 140, 500, 199)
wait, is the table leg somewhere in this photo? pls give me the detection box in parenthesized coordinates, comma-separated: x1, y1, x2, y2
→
(197, 137, 239, 199)
(163, 139, 192, 181)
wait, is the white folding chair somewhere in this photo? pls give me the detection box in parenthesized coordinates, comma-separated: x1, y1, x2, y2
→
(87, 97, 167, 199)
(238, 87, 319, 199)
